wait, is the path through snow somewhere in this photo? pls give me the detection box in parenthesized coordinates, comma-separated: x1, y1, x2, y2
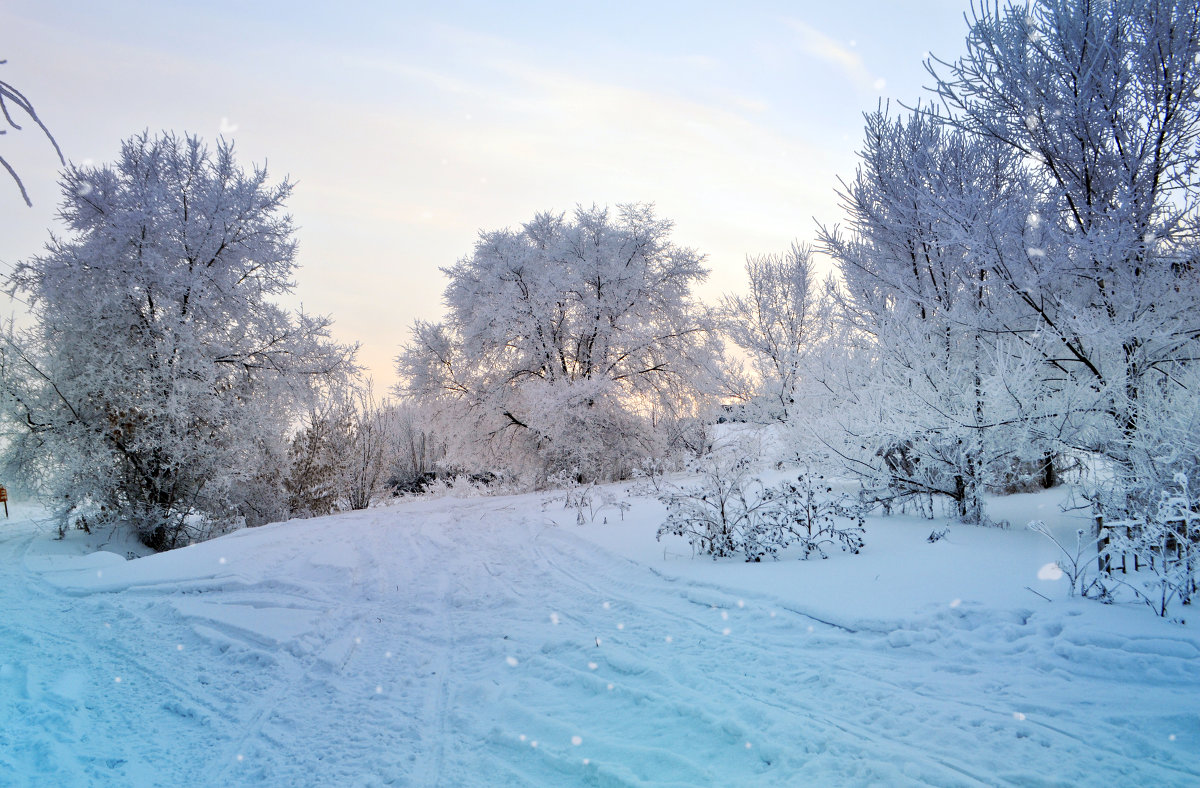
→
(2, 497, 1198, 786)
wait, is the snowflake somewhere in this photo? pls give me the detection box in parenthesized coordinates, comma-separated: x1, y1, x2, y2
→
(1037, 562, 1063, 581)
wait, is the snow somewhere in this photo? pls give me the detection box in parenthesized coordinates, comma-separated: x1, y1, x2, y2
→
(2, 486, 1199, 786)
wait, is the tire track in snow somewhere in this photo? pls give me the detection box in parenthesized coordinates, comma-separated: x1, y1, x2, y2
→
(206, 596, 360, 782)
(204, 514, 435, 785)
(471, 518, 1198, 785)
(386, 516, 459, 787)
(499, 531, 918, 782)
(420, 516, 830, 782)
(201, 507, 478, 786)
(0, 528, 244, 785)
(409, 552, 453, 785)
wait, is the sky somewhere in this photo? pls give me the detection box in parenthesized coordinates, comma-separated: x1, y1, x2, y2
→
(0, 1, 971, 390)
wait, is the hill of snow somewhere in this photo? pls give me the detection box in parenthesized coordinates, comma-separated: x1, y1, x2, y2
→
(2, 485, 1198, 786)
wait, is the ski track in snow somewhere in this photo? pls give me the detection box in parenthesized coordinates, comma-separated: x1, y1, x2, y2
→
(1, 499, 1199, 787)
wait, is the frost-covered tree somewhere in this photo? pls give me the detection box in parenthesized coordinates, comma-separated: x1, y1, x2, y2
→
(285, 406, 344, 519)
(332, 384, 396, 511)
(720, 243, 831, 421)
(821, 0, 1200, 525)
(383, 400, 445, 493)
(927, 0, 1200, 509)
(0, 59, 61, 206)
(398, 204, 719, 483)
(0, 131, 355, 548)
(821, 108, 1040, 521)
(285, 383, 391, 515)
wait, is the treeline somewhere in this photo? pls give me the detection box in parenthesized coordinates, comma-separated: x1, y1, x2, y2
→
(402, 0, 1200, 532)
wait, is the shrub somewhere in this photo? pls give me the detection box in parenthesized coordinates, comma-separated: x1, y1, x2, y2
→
(656, 454, 865, 562)
(1099, 474, 1198, 618)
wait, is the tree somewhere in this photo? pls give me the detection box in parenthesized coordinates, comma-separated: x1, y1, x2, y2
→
(285, 382, 396, 515)
(285, 405, 344, 519)
(382, 400, 445, 493)
(1, 59, 62, 206)
(927, 0, 1200, 510)
(0, 131, 355, 549)
(821, 108, 1041, 521)
(720, 242, 831, 422)
(331, 383, 396, 511)
(398, 204, 719, 483)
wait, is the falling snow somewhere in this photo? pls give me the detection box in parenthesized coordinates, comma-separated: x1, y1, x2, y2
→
(1038, 562, 1064, 581)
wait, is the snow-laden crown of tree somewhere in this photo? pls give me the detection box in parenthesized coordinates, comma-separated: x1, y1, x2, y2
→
(398, 203, 719, 484)
(815, 0, 1200, 525)
(0, 131, 355, 549)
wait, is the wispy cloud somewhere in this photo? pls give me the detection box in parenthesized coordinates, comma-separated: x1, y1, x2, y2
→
(784, 19, 884, 93)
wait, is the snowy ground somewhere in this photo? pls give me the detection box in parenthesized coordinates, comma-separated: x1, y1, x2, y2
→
(2, 483, 1199, 786)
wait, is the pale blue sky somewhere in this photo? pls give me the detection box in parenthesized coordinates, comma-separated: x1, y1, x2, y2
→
(1, 1, 969, 387)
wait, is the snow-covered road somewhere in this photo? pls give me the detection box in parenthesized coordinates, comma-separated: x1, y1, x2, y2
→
(2, 498, 1198, 786)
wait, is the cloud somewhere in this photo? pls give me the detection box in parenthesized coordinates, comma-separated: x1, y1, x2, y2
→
(0, 13, 856, 389)
(280, 41, 849, 361)
(784, 19, 879, 93)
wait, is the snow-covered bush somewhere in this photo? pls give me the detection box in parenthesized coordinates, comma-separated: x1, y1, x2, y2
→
(235, 434, 292, 528)
(285, 409, 345, 518)
(285, 386, 448, 514)
(656, 454, 865, 562)
(383, 401, 446, 495)
(1076, 357, 1200, 616)
(548, 473, 630, 525)
(336, 387, 395, 511)
(417, 471, 509, 499)
(1098, 474, 1198, 618)
(0, 132, 355, 549)
(1027, 520, 1107, 600)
